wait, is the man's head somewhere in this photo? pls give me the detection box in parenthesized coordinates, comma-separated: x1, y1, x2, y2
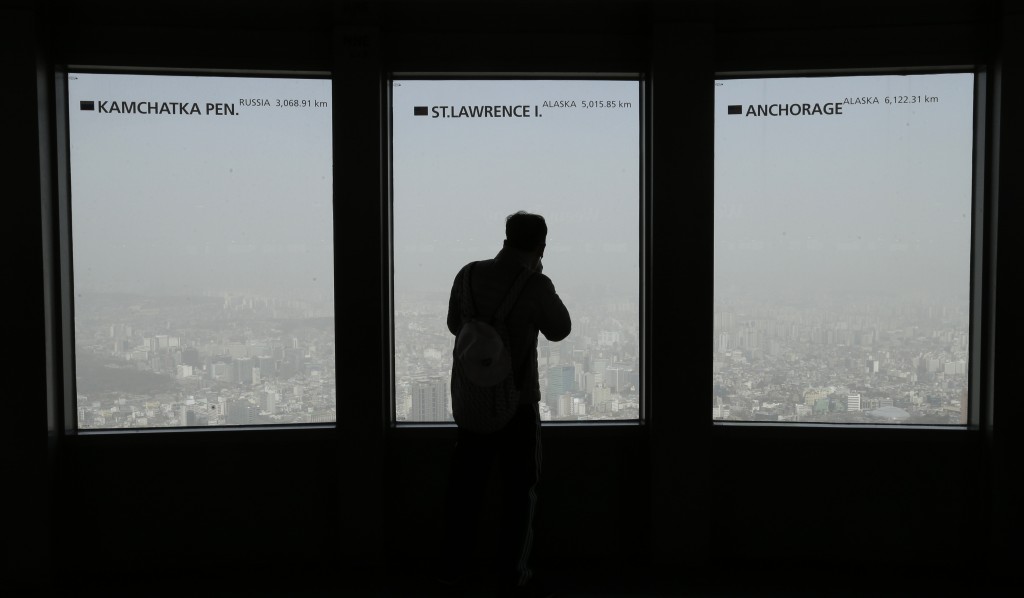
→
(504, 211, 547, 255)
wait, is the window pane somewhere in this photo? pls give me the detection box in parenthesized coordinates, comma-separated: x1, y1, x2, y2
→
(68, 73, 335, 428)
(714, 73, 973, 424)
(392, 79, 641, 422)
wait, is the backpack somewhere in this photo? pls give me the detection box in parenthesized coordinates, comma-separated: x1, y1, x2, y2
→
(451, 262, 535, 434)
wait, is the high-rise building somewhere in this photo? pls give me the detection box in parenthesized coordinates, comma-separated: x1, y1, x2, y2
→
(598, 330, 620, 347)
(211, 361, 233, 383)
(605, 364, 632, 391)
(257, 356, 277, 377)
(236, 358, 254, 385)
(184, 409, 208, 426)
(547, 365, 576, 411)
(410, 376, 448, 422)
(557, 394, 572, 418)
(182, 347, 201, 367)
(226, 400, 259, 425)
(847, 393, 861, 412)
(804, 388, 828, 406)
(262, 390, 279, 414)
(592, 384, 612, 413)
(283, 348, 305, 374)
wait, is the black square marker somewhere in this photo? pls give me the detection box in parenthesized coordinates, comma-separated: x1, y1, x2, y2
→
(727, 105, 742, 115)
(413, 106, 429, 116)
(81, 100, 95, 111)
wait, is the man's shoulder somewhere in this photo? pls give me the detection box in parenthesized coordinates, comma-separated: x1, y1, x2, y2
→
(459, 258, 497, 272)
(455, 259, 486, 280)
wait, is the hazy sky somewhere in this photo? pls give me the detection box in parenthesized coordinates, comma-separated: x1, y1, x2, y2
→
(68, 73, 969, 309)
(715, 73, 974, 303)
(68, 73, 334, 301)
(392, 79, 641, 300)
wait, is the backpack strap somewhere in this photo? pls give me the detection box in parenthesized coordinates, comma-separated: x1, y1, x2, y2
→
(493, 267, 535, 323)
(461, 261, 535, 324)
(460, 262, 479, 320)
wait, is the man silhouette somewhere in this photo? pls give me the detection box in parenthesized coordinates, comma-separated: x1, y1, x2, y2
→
(440, 211, 571, 594)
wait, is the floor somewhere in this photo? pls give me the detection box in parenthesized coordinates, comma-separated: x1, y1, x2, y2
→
(370, 564, 1014, 598)
(60, 562, 1013, 597)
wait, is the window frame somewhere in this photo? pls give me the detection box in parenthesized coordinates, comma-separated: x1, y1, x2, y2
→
(55, 66, 338, 435)
(710, 65, 990, 431)
(43, 32, 994, 438)
(385, 72, 649, 429)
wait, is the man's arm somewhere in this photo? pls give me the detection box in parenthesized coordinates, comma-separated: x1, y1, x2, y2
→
(535, 274, 571, 342)
(447, 265, 466, 336)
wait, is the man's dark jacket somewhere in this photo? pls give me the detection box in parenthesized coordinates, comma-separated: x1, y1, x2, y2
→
(447, 245, 572, 404)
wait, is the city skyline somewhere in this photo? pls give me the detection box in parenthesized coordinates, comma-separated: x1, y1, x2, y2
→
(74, 290, 335, 428)
(68, 73, 336, 428)
(67, 73, 973, 429)
(714, 73, 974, 424)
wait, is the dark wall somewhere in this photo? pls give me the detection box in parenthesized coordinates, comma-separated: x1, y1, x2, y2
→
(1, 7, 55, 579)
(990, 11, 1024, 583)
(60, 429, 339, 591)
(5, 1, 1020, 592)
